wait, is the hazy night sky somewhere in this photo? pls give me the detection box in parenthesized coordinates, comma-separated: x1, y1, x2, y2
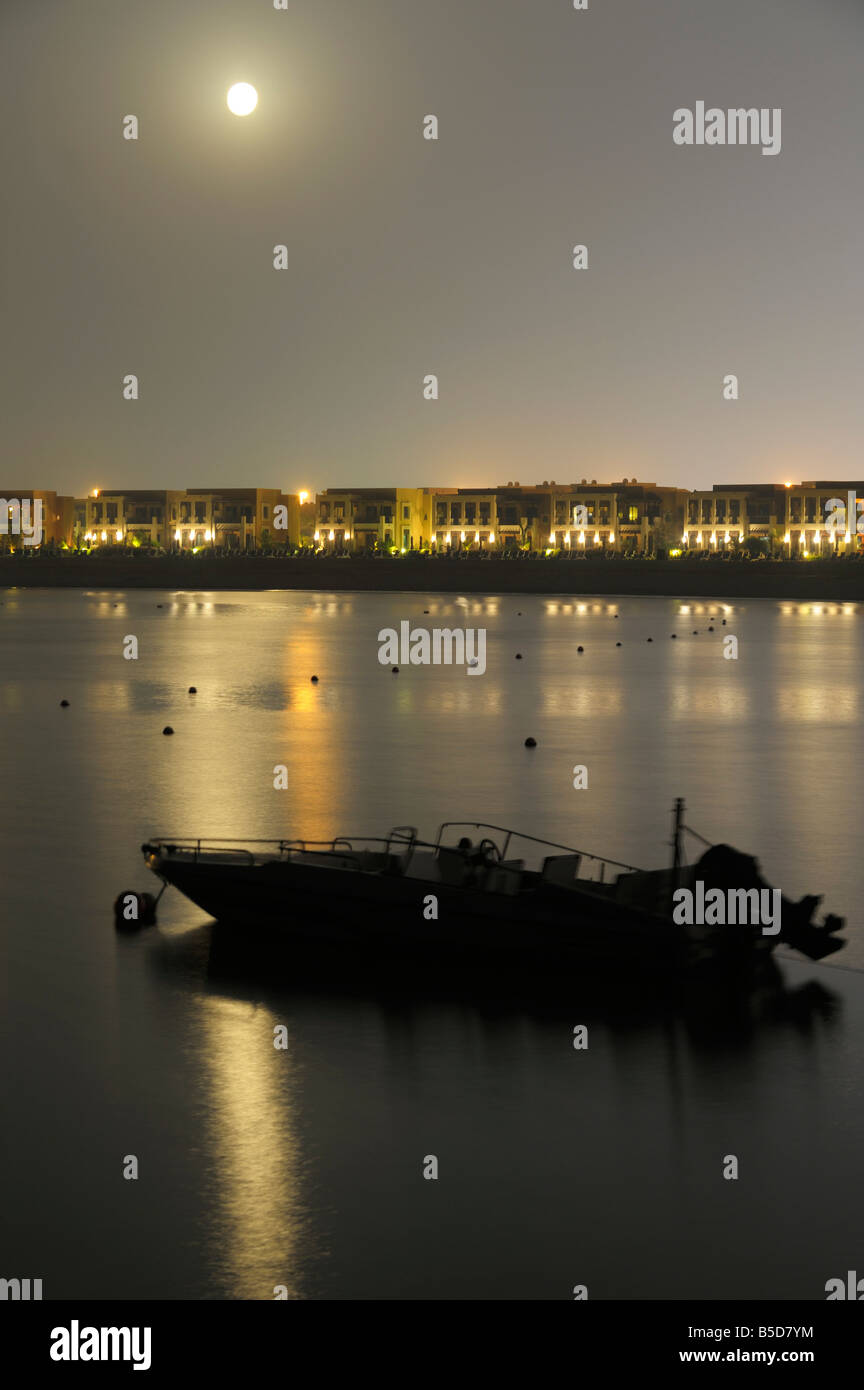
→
(3, 0, 864, 497)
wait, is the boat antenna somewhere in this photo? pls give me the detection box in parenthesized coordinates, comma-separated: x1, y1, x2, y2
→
(671, 797, 684, 876)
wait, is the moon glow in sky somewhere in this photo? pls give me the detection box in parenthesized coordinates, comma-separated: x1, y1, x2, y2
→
(227, 82, 258, 116)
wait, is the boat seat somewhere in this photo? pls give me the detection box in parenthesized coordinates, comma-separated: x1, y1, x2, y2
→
(541, 854, 582, 887)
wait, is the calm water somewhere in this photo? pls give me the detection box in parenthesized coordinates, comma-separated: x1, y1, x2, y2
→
(2, 588, 863, 1299)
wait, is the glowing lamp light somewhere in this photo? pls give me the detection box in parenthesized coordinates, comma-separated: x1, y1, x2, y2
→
(91, 489, 100, 498)
(783, 532, 791, 544)
(445, 532, 451, 545)
(204, 529, 212, 541)
(460, 531, 466, 542)
(298, 491, 309, 506)
(565, 532, 571, 546)
(710, 532, 717, 546)
(489, 532, 495, 543)
(724, 531, 730, 544)
(115, 530, 123, 541)
(800, 531, 806, 545)
(578, 531, 585, 546)
(609, 532, 615, 544)
(681, 533, 688, 544)
(174, 529, 181, 541)
(313, 530, 320, 541)
(345, 530, 351, 540)
(845, 531, 852, 544)
(594, 532, 601, 545)
(475, 531, 480, 543)
(549, 531, 556, 544)
(328, 529, 335, 541)
(100, 530, 107, 542)
(814, 530, 821, 544)
(696, 532, 702, 545)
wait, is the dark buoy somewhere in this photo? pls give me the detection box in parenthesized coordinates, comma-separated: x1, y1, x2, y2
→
(708, 625, 714, 631)
(156, 604, 163, 608)
(162, 726, 174, 735)
(615, 641, 622, 647)
(692, 630, 698, 635)
(114, 891, 158, 929)
(614, 614, 619, 619)
(524, 737, 537, 748)
(515, 653, 523, 659)
(310, 675, 319, 683)
(670, 634, 677, 639)
(392, 666, 399, 674)
(722, 619, 727, 625)
(60, 699, 70, 707)
(188, 686, 197, 694)
(577, 645, 584, 653)
(423, 610, 430, 614)
(647, 637, 653, 643)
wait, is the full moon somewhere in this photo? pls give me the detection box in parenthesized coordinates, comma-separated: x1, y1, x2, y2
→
(227, 83, 258, 116)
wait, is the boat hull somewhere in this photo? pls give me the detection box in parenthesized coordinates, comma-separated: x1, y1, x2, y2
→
(148, 854, 773, 976)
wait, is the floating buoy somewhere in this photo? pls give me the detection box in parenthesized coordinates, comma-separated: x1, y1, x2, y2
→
(188, 686, 197, 694)
(114, 891, 158, 928)
(515, 653, 523, 659)
(670, 634, 677, 639)
(60, 699, 70, 707)
(310, 675, 319, 683)
(722, 619, 727, 625)
(156, 604, 163, 608)
(692, 630, 698, 635)
(162, 726, 174, 735)
(524, 737, 537, 748)
(614, 614, 619, 619)
(615, 641, 622, 647)
(423, 610, 430, 614)
(392, 666, 399, 673)
(708, 625, 714, 631)
(647, 637, 653, 643)
(577, 645, 584, 653)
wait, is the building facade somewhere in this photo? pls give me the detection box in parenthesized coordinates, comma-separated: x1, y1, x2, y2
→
(7, 480, 864, 556)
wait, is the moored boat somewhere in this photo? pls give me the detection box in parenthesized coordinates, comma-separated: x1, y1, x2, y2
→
(140, 801, 846, 976)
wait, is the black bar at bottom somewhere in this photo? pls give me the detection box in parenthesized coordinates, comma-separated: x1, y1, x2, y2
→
(2, 1299, 860, 1376)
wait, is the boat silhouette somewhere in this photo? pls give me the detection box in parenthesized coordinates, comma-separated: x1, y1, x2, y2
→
(140, 800, 845, 975)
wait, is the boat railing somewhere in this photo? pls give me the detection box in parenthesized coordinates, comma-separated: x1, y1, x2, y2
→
(434, 822, 644, 878)
(145, 833, 425, 863)
(145, 825, 641, 880)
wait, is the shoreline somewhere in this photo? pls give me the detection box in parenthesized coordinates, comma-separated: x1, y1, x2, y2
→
(4, 555, 864, 599)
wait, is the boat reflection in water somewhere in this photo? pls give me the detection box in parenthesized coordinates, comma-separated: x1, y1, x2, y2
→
(144, 892, 845, 1301)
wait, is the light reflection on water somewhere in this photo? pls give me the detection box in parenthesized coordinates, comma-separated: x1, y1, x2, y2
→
(1, 589, 863, 1299)
(195, 995, 307, 1300)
